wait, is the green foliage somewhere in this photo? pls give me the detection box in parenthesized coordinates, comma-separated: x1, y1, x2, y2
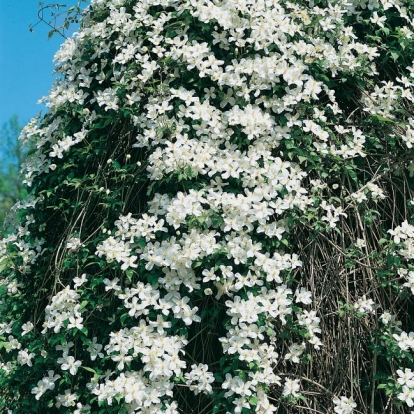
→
(1, 1, 414, 414)
(30, 1, 89, 39)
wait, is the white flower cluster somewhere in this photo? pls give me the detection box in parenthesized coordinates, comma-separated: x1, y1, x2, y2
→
(17, 348, 35, 367)
(96, 201, 321, 411)
(312, 124, 367, 159)
(379, 311, 401, 329)
(362, 79, 413, 121)
(388, 221, 414, 259)
(66, 237, 84, 252)
(31, 370, 61, 400)
(19, 0, 389, 189)
(386, 219, 414, 411)
(49, 129, 87, 159)
(397, 368, 414, 407)
(282, 377, 300, 398)
(184, 363, 215, 395)
(350, 181, 386, 204)
(96, 236, 138, 271)
(393, 331, 414, 351)
(354, 295, 376, 314)
(12, 236, 44, 274)
(399, 268, 414, 294)
(55, 389, 78, 408)
(0, 0, 412, 412)
(333, 395, 356, 414)
(42, 285, 84, 333)
(402, 120, 414, 149)
(97, 211, 321, 411)
(114, 213, 168, 242)
(386, 218, 414, 407)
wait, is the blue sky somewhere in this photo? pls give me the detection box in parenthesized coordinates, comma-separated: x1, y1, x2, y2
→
(0, 1, 86, 129)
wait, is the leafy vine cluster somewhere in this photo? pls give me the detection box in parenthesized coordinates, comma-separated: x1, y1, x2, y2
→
(1, 0, 414, 413)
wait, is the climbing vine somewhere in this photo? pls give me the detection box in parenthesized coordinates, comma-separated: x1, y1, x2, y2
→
(1, 0, 414, 413)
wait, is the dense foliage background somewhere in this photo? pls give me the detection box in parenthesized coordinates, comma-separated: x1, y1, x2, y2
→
(1, 0, 414, 413)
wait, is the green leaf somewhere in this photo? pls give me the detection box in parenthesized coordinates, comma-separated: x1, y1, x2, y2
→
(390, 51, 399, 61)
(297, 394, 307, 402)
(0, 341, 11, 351)
(371, 114, 394, 123)
(82, 366, 98, 375)
(136, 238, 146, 249)
(0, 258, 11, 273)
(248, 396, 258, 405)
(79, 300, 88, 311)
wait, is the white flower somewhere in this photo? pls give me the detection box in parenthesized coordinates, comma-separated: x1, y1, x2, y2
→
(57, 355, 82, 375)
(67, 316, 84, 330)
(56, 341, 74, 355)
(284, 342, 306, 363)
(120, 254, 138, 270)
(73, 273, 87, 288)
(355, 238, 366, 249)
(21, 321, 34, 336)
(222, 373, 254, 398)
(351, 191, 367, 203)
(17, 349, 35, 367)
(184, 364, 215, 395)
(87, 337, 104, 361)
(333, 395, 356, 414)
(397, 369, 414, 388)
(55, 389, 77, 408)
(103, 277, 121, 292)
(74, 402, 91, 414)
(379, 311, 392, 325)
(398, 386, 414, 407)
(370, 12, 387, 28)
(66, 237, 83, 252)
(295, 287, 312, 304)
(393, 331, 414, 351)
(31, 371, 60, 400)
(354, 295, 375, 314)
(282, 378, 300, 397)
